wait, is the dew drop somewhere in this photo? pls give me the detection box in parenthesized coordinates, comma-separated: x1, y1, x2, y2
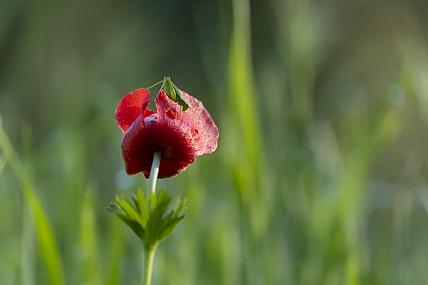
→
(115, 170, 135, 189)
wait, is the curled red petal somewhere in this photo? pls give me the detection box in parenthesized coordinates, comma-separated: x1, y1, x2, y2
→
(155, 90, 219, 156)
(115, 88, 151, 132)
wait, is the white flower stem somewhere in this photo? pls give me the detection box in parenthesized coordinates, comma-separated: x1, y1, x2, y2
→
(148, 152, 161, 194)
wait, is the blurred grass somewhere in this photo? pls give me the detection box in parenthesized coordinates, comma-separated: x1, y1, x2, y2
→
(2, 1, 428, 285)
(0, 122, 65, 285)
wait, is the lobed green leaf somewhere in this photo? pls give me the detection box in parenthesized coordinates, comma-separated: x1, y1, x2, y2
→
(108, 189, 187, 246)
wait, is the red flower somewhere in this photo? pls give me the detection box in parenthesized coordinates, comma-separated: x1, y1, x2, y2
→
(115, 88, 219, 178)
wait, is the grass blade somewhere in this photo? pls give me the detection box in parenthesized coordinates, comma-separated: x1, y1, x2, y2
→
(0, 121, 65, 285)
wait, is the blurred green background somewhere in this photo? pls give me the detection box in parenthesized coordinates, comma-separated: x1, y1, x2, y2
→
(2, 1, 428, 284)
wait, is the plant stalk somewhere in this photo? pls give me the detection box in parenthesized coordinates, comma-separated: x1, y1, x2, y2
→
(148, 152, 161, 194)
(142, 152, 161, 284)
(142, 244, 158, 285)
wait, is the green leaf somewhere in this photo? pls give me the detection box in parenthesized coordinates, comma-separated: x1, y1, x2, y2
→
(108, 189, 187, 247)
(115, 196, 141, 224)
(137, 189, 150, 226)
(115, 213, 144, 238)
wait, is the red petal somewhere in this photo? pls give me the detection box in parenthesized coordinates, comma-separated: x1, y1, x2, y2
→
(121, 111, 196, 178)
(115, 88, 151, 132)
(155, 90, 219, 156)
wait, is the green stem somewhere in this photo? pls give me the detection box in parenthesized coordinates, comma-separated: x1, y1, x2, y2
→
(148, 152, 161, 194)
(143, 152, 161, 284)
(142, 244, 158, 285)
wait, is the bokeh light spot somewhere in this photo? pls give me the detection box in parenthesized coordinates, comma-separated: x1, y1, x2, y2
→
(72, 245, 88, 262)
(388, 83, 406, 107)
(115, 169, 135, 189)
